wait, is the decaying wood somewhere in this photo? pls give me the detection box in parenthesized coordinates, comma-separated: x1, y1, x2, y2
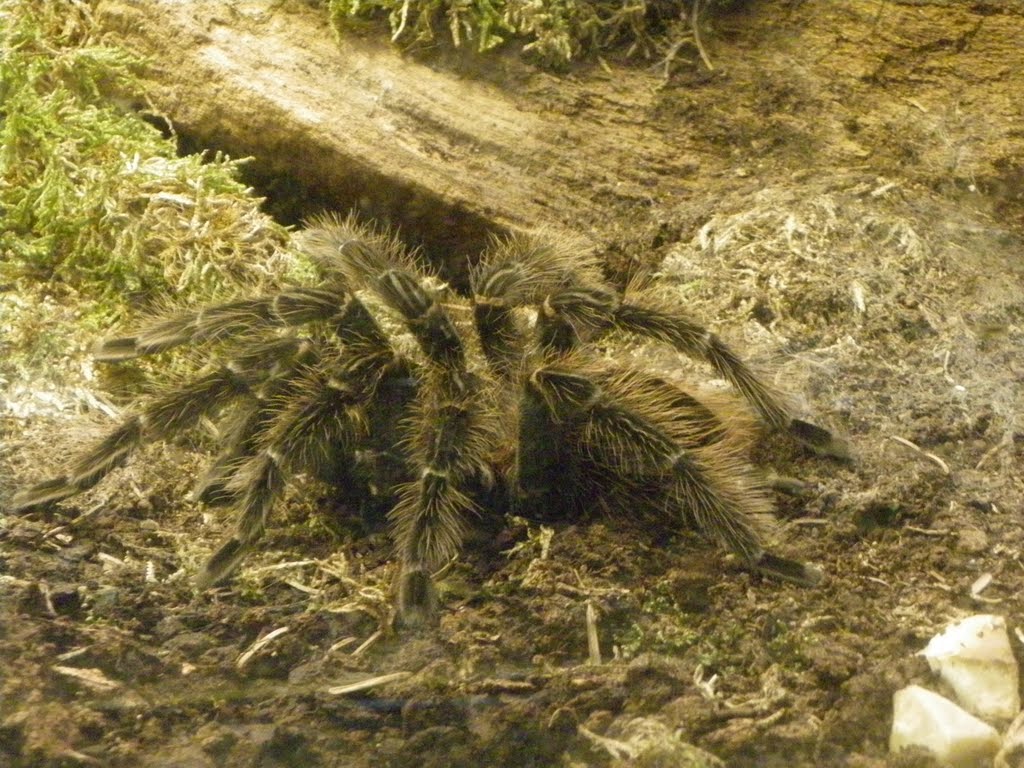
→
(94, 0, 693, 269)
(94, 0, 1024, 271)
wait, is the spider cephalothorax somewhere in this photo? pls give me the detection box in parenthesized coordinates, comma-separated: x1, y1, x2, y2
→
(11, 216, 848, 624)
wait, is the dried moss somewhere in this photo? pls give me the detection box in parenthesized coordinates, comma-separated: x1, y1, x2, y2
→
(326, 0, 734, 66)
(0, 0, 292, 387)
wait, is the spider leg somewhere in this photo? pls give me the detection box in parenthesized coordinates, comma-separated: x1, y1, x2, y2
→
(198, 357, 372, 586)
(9, 340, 308, 511)
(301, 217, 467, 371)
(527, 278, 849, 460)
(389, 368, 496, 625)
(302, 220, 499, 623)
(470, 232, 604, 376)
(193, 300, 399, 505)
(470, 232, 848, 458)
(94, 287, 348, 361)
(610, 298, 850, 459)
(522, 361, 822, 586)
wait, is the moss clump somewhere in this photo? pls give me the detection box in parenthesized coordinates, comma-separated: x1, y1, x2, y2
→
(0, 0, 292, 385)
(327, 0, 694, 65)
(613, 586, 700, 658)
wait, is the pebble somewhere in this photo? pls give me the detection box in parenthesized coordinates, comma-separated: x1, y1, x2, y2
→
(957, 528, 988, 554)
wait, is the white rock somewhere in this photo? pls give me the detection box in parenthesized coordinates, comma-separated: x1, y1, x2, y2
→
(995, 709, 1024, 768)
(890, 685, 1001, 767)
(921, 614, 1020, 722)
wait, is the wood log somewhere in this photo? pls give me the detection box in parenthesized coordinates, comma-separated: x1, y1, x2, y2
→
(94, 0, 1024, 275)
(94, 0, 697, 274)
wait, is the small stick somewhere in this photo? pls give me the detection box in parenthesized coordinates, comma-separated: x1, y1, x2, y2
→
(52, 665, 121, 691)
(38, 582, 57, 617)
(327, 637, 357, 654)
(56, 647, 91, 662)
(471, 679, 538, 694)
(888, 435, 951, 475)
(578, 726, 636, 761)
(97, 552, 126, 569)
(975, 431, 1013, 471)
(57, 749, 102, 766)
(236, 626, 290, 669)
(250, 559, 319, 573)
(690, 0, 714, 71)
(283, 579, 320, 595)
(326, 670, 411, 696)
(352, 629, 382, 657)
(586, 600, 602, 665)
(970, 572, 994, 600)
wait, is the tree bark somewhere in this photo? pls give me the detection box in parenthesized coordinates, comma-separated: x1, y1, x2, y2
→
(95, 0, 1024, 273)
(94, 0, 693, 273)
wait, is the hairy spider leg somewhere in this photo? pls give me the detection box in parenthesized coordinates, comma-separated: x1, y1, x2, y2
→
(610, 297, 850, 459)
(309, 228, 497, 624)
(474, 241, 849, 460)
(192, 293, 405, 505)
(390, 367, 497, 625)
(196, 289, 421, 583)
(524, 364, 822, 586)
(198, 355, 375, 586)
(470, 233, 610, 377)
(94, 287, 346, 361)
(12, 273, 394, 510)
(9, 338, 310, 512)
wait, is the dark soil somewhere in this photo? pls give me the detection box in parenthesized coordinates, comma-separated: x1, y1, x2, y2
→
(3, 1, 1023, 766)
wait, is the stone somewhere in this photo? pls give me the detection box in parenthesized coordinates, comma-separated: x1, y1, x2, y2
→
(921, 614, 1020, 722)
(890, 685, 1000, 767)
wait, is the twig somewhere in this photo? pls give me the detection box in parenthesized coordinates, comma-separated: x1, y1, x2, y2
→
(250, 559, 319, 573)
(693, 664, 719, 700)
(690, 0, 714, 71)
(352, 629, 382, 657)
(326, 670, 411, 696)
(283, 579, 320, 595)
(38, 582, 58, 617)
(888, 435, 951, 475)
(578, 726, 636, 761)
(975, 430, 1013, 471)
(57, 749, 102, 766)
(471, 678, 539, 695)
(236, 626, 290, 669)
(586, 600, 602, 665)
(326, 636, 357, 654)
(970, 572, 1000, 603)
(53, 665, 121, 691)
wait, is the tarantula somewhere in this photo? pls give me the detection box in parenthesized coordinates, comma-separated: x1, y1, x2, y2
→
(11, 216, 848, 624)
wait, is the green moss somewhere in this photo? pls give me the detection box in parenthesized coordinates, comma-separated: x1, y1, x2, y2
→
(326, 0, 677, 65)
(614, 586, 700, 658)
(0, 0, 292, 383)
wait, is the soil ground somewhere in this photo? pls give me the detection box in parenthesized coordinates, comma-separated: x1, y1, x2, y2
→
(3, 1, 1024, 766)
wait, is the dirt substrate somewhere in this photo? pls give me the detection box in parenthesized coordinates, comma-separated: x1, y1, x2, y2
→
(2, 1, 1024, 766)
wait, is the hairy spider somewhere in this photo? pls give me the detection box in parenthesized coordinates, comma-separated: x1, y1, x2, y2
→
(11, 216, 848, 624)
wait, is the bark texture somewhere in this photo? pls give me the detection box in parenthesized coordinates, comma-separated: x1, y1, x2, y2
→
(95, 0, 1024, 266)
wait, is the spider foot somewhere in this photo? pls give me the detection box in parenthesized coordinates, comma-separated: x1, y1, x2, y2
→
(789, 419, 852, 461)
(197, 537, 248, 589)
(396, 566, 438, 628)
(753, 552, 823, 587)
(9, 476, 76, 511)
(765, 473, 816, 497)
